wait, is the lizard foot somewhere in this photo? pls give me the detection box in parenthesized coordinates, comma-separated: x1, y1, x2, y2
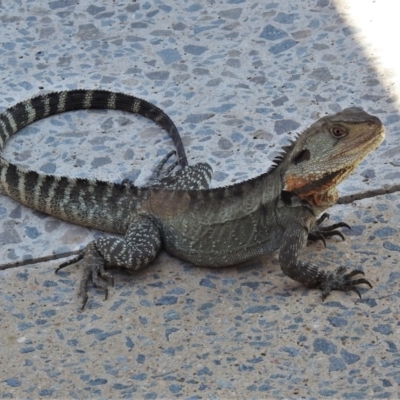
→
(121, 150, 179, 187)
(309, 213, 350, 247)
(56, 242, 114, 310)
(319, 266, 372, 300)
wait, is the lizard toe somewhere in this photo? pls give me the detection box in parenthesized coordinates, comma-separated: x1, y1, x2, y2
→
(91, 267, 114, 300)
(77, 242, 115, 309)
(319, 267, 372, 301)
(309, 213, 351, 245)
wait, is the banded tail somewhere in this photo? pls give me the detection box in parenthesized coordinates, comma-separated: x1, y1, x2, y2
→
(0, 90, 187, 163)
(0, 90, 187, 233)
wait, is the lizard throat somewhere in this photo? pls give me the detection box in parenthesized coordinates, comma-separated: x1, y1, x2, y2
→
(284, 168, 352, 207)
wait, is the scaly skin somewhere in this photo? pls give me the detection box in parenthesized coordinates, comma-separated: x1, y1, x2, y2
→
(0, 93, 385, 308)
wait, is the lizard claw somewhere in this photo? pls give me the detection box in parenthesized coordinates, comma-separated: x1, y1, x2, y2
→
(56, 243, 114, 310)
(320, 266, 372, 301)
(121, 150, 179, 187)
(309, 213, 351, 245)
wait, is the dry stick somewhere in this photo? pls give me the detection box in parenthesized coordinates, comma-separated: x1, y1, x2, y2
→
(338, 184, 400, 204)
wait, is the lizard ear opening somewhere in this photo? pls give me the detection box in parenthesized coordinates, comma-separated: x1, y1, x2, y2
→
(292, 149, 310, 165)
(280, 190, 294, 205)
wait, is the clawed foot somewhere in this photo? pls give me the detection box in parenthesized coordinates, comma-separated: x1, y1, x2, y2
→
(121, 150, 181, 188)
(319, 266, 372, 300)
(309, 213, 350, 247)
(55, 242, 114, 310)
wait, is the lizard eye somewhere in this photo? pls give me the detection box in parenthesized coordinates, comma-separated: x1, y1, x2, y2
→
(330, 125, 348, 138)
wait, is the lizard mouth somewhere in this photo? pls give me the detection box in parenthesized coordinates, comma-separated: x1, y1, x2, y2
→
(335, 124, 385, 163)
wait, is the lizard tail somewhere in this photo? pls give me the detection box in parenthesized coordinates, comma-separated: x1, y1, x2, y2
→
(0, 90, 187, 164)
(0, 158, 142, 234)
(0, 90, 177, 233)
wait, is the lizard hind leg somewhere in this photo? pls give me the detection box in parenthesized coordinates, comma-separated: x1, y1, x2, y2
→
(121, 150, 178, 187)
(143, 149, 214, 190)
(139, 148, 214, 190)
(122, 150, 213, 190)
(151, 161, 213, 190)
(147, 150, 179, 185)
(56, 217, 162, 309)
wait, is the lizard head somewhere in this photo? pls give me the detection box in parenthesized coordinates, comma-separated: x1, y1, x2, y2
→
(282, 107, 385, 208)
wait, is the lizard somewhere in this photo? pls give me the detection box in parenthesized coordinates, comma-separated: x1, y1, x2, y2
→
(0, 91, 385, 308)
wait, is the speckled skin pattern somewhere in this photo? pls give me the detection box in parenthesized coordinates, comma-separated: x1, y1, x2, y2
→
(0, 1, 400, 398)
(0, 95, 384, 309)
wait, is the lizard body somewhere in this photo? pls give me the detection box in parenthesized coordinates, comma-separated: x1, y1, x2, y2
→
(0, 91, 385, 308)
(144, 109, 384, 268)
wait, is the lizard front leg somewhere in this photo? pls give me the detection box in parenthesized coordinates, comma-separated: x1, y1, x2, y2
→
(308, 212, 350, 247)
(279, 225, 372, 299)
(56, 216, 161, 309)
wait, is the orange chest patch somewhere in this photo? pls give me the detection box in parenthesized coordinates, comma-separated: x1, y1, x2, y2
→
(284, 171, 344, 207)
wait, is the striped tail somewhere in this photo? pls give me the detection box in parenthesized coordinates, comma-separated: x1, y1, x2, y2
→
(0, 158, 143, 234)
(0, 90, 184, 233)
(0, 90, 187, 164)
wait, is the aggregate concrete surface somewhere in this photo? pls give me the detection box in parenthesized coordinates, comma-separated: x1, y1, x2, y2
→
(0, 0, 399, 398)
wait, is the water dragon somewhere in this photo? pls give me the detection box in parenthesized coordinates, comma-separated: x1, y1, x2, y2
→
(0, 90, 385, 308)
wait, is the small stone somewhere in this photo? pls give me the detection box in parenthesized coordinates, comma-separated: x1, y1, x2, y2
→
(313, 338, 337, 355)
(274, 119, 301, 135)
(269, 39, 298, 54)
(157, 49, 181, 65)
(76, 23, 102, 40)
(329, 356, 346, 372)
(260, 24, 287, 41)
(218, 8, 242, 20)
(183, 45, 208, 55)
(309, 67, 334, 82)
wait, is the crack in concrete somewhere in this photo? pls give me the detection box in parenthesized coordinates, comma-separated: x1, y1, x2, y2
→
(1, 185, 399, 271)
